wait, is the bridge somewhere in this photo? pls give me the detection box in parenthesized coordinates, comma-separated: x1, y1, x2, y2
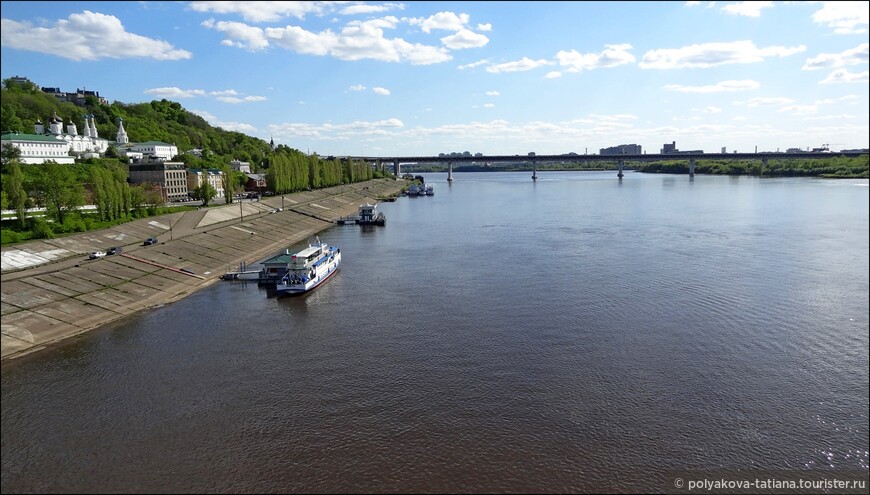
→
(344, 150, 868, 180)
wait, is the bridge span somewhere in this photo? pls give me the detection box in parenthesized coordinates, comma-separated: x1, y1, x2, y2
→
(344, 150, 867, 180)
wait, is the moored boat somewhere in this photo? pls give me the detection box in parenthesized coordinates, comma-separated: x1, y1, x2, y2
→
(275, 237, 341, 296)
(356, 203, 386, 226)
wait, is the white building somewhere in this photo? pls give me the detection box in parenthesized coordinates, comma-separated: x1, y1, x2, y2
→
(130, 141, 179, 161)
(1, 112, 114, 164)
(0, 132, 75, 164)
(187, 168, 226, 200)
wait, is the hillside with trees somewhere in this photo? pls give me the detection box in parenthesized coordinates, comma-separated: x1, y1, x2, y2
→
(0, 77, 391, 245)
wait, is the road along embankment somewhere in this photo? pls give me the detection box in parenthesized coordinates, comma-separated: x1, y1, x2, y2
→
(1, 179, 407, 360)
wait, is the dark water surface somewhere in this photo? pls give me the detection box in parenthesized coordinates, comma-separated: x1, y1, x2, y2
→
(3, 172, 868, 493)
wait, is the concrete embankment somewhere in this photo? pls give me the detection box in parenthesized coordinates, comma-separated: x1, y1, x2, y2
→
(0, 179, 407, 360)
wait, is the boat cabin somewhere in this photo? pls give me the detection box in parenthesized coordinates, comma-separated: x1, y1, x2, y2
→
(358, 203, 377, 223)
(290, 245, 324, 268)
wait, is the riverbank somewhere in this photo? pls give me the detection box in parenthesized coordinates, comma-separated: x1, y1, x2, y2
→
(0, 179, 407, 361)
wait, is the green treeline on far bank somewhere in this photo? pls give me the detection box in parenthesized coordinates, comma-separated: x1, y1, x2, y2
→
(403, 155, 868, 178)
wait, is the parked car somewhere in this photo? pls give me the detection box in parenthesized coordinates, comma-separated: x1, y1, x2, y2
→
(89, 251, 106, 259)
(143, 237, 158, 246)
(107, 246, 123, 255)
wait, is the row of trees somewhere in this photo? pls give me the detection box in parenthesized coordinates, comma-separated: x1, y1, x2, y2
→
(636, 156, 868, 178)
(265, 146, 384, 194)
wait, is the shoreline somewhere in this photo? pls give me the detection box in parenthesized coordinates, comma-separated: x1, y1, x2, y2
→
(0, 179, 407, 361)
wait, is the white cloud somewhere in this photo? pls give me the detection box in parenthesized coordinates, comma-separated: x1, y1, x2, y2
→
(803, 114, 856, 121)
(190, 109, 257, 133)
(819, 69, 870, 84)
(144, 87, 264, 103)
(441, 29, 489, 49)
(685, 1, 702, 6)
(721, 1, 773, 17)
(202, 19, 269, 51)
(664, 79, 760, 93)
(252, 17, 451, 64)
(477, 23, 492, 31)
(0, 11, 191, 61)
(802, 43, 869, 70)
(458, 59, 490, 70)
(486, 57, 553, 73)
(545, 71, 562, 79)
(485, 91, 500, 96)
(341, 3, 405, 15)
(217, 95, 268, 103)
(778, 105, 818, 116)
(144, 87, 206, 98)
(189, 1, 332, 23)
(372, 87, 391, 96)
(349, 85, 366, 92)
(409, 11, 470, 33)
(640, 40, 805, 69)
(812, 1, 869, 34)
(556, 44, 636, 72)
(741, 96, 795, 107)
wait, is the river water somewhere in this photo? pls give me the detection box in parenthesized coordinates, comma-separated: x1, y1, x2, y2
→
(2, 171, 868, 493)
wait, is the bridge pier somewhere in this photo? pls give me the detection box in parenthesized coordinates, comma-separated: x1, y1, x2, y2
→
(448, 162, 453, 182)
(617, 159, 624, 178)
(393, 160, 400, 176)
(689, 158, 695, 177)
(762, 158, 768, 172)
(532, 160, 537, 180)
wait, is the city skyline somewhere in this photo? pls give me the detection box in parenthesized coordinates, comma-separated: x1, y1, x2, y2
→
(1, 1, 868, 156)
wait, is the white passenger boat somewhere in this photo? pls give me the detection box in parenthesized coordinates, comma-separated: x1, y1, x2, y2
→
(275, 237, 341, 296)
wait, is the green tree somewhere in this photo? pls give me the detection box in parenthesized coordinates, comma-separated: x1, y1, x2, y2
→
(1, 142, 22, 173)
(195, 182, 217, 206)
(28, 161, 84, 224)
(218, 163, 234, 204)
(4, 160, 28, 227)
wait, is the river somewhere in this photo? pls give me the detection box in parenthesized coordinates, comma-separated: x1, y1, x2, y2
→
(2, 171, 868, 493)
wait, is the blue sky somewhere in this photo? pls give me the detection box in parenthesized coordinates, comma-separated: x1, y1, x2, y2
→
(1, 1, 868, 156)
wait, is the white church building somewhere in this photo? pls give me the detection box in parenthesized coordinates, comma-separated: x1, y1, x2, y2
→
(1, 113, 177, 164)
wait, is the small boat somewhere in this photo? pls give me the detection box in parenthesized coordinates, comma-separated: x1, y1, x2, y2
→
(356, 203, 386, 226)
(275, 237, 341, 296)
(425, 184, 434, 196)
(408, 184, 420, 196)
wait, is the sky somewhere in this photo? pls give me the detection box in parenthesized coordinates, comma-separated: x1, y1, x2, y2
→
(1, 1, 868, 157)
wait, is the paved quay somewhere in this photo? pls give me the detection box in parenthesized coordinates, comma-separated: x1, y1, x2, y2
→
(1, 179, 407, 360)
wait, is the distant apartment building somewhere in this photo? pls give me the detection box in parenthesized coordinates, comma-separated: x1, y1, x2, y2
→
(188, 169, 226, 200)
(128, 160, 189, 202)
(600, 144, 642, 155)
(231, 159, 252, 173)
(40, 86, 109, 106)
